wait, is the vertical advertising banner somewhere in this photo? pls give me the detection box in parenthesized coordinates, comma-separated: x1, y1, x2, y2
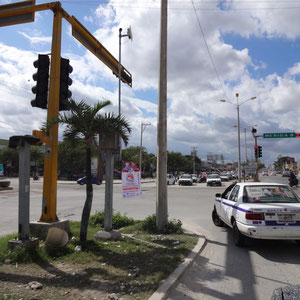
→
(122, 162, 142, 198)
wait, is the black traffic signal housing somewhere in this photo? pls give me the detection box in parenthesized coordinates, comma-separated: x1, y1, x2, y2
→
(254, 146, 258, 158)
(258, 146, 262, 157)
(31, 54, 50, 109)
(59, 57, 73, 111)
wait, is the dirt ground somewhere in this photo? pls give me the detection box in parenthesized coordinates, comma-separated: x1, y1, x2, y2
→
(0, 261, 148, 300)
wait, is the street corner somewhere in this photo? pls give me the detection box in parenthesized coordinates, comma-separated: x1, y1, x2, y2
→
(148, 222, 206, 300)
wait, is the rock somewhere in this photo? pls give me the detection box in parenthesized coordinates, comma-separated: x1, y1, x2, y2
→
(74, 245, 81, 252)
(108, 293, 119, 299)
(111, 231, 122, 240)
(94, 231, 112, 240)
(28, 281, 43, 290)
(173, 241, 180, 245)
(120, 285, 125, 291)
(4, 259, 11, 264)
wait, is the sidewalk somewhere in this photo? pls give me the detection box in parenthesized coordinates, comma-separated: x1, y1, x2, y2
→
(149, 223, 206, 300)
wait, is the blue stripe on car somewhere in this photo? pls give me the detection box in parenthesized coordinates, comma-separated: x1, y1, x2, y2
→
(215, 199, 252, 213)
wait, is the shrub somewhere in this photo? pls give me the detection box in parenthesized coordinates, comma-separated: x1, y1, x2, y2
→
(89, 211, 135, 229)
(142, 215, 183, 234)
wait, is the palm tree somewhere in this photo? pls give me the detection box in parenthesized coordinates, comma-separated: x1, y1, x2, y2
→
(46, 99, 131, 241)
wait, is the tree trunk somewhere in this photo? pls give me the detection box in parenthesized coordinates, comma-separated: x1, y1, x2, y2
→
(80, 142, 93, 242)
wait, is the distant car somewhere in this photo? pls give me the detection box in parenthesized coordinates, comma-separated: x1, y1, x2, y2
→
(262, 171, 269, 176)
(282, 171, 290, 177)
(178, 174, 193, 186)
(199, 173, 207, 182)
(220, 173, 230, 182)
(167, 174, 176, 185)
(212, 182, 300, 246)
(77, 176, 102, 185)
(191, 174, 198, 183)
(207, 174, 222, 186)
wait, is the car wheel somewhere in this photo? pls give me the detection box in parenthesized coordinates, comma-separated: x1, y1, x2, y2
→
(79, 182, 84, 185)
(212, 209, 224, 227)
(232, 220, 245, 247)
(96, 182, 101, 185)
(167, 181, 169, 185)
(173, 181, 175, 185)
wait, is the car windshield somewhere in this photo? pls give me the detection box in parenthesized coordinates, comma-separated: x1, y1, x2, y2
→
(208, 175, 220, 179)
(243, 185, 299, 203)
(181, 175, 191, 179)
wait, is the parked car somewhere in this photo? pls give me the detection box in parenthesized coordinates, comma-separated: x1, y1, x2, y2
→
(199, 172, 207, 182)
(262, 171, 269, 176)
(212, 182, 300, 246)
(282, 171, 290, 177)
(167, 174, 176, 185)
(207, 174, 222, 186)
(178, 174, 193, 186)
(77, 176, 102, 185)
(220, 173, 230, 182)
(191, 174, 198, 183)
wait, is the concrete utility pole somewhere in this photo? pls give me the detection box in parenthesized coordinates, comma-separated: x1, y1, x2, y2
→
(156, 0, 168, 231)
(191, 147, 197, 174)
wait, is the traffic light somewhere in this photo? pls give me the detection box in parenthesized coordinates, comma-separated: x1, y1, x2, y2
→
(254, 146, 258, 158)
(31, 54, 50, 109)
(258, 146, 262, 157)
(59, 57, 73, 111)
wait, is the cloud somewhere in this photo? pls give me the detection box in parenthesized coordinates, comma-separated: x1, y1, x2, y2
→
(17, 31, 51, 46)
(2, 0, 300, 166)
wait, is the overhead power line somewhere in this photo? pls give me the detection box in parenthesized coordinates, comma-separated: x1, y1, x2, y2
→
(190, 0, 229, 101)
(61, 0, 300, 10)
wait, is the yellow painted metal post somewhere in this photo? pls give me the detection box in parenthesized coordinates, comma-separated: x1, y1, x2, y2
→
(40, 4, 62, 221)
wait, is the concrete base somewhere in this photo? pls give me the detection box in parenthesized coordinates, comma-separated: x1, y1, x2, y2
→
(8, 237, 39, 250)
(30, 219, 70, 241)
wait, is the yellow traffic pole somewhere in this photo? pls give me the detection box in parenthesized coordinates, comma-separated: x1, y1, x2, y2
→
(39, 3, 62, 221)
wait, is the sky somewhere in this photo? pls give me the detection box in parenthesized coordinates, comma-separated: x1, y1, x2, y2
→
(1, 0, 300, 167)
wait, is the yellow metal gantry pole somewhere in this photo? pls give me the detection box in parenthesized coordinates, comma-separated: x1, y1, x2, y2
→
(39, 3, 62, 221)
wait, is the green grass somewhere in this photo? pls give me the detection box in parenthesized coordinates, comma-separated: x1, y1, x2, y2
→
(0, 215, 198, 299)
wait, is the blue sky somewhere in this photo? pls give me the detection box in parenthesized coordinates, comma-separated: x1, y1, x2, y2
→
(1, 0, 300, 168)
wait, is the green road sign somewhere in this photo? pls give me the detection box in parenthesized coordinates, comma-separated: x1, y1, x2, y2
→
(263, 132, 300, 138)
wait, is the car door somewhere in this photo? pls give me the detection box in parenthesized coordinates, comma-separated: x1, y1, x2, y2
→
(218, 183, 236, 222)
(223, 185, 240, 225)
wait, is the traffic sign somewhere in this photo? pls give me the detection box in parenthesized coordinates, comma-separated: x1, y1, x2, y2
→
(263, 133, 300, 138)
(0, 0, 35, 27)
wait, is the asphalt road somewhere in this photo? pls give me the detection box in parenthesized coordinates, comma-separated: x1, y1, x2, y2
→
(167, 175, 300, 300)
(1, 175, 300, 299)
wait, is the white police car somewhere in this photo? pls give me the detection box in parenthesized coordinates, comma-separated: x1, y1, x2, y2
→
(212, 182, 300, 246)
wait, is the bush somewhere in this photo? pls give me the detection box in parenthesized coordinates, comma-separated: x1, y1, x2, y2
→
(89, 211, 135, 229)
(142, 215, 183, 234)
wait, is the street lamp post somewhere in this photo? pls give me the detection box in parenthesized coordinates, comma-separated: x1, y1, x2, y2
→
(118, 27, 132, 159)
(244, 128, 247, 163)
(118, 27, 132, 116)
(220, 93, 257, 182)
(139, 122, 151, 177)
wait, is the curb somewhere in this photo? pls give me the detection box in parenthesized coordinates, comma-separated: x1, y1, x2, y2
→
(148, 224, 206, 300)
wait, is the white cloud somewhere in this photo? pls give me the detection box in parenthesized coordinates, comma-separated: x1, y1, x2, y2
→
(17, 31, 51, 46)
(2, 1, 300, 166)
